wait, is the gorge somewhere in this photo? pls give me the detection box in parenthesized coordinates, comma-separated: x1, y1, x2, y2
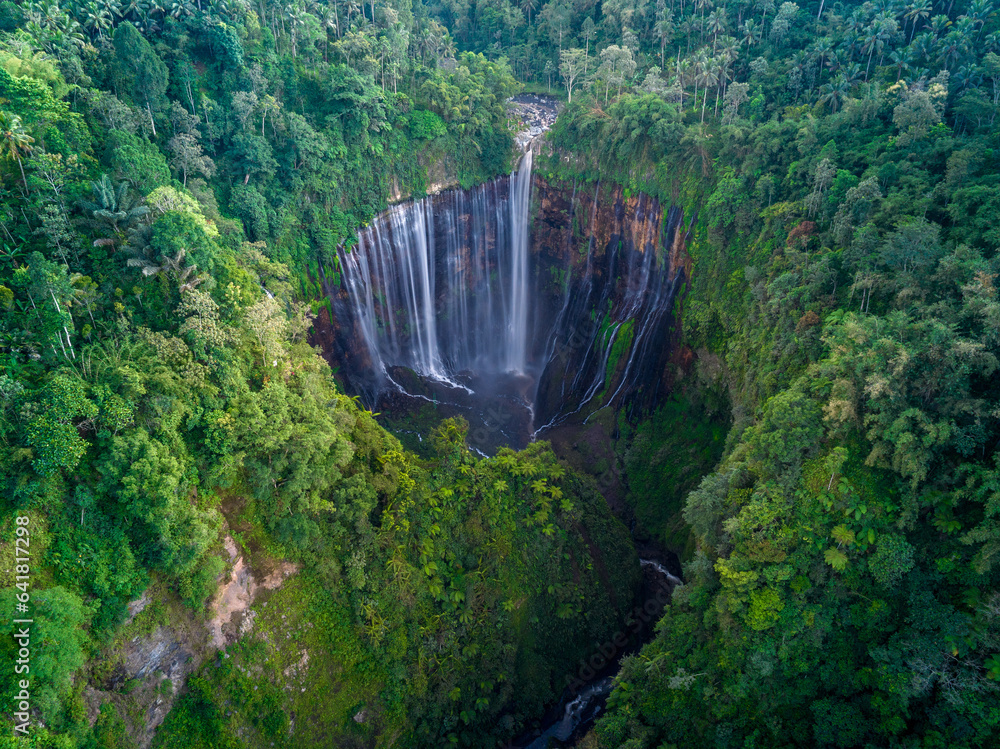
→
(314, 137, 692, 455)
(6, 0, 1000, 745)
(305, 118, 694, 744)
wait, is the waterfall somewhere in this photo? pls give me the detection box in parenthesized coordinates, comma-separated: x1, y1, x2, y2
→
(506, 148, 532, 373)
(327, 157, 686, 444)
(338, 151, 535, 387)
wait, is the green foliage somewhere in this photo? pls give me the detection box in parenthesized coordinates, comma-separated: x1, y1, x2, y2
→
(0, 586, 90, 724)
(24, 375, 97, 477)
(407, 109, 448, 140)
(86, 703, 136, 749)
(5, 0, 1000, 745)
(102, 131, 171, 193)
(110, 24, 168, 126)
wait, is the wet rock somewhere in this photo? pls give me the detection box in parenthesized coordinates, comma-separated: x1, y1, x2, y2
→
(509, 93, 561, 151)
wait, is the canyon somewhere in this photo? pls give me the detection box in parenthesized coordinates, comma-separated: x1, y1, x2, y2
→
(311, 148, 694, 456)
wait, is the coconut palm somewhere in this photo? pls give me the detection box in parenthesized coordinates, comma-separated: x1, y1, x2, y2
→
(888, 47, 913, 80)
(813, 37, 834, 77)
(819, 73, 851, 111)
(906, 0, 932, 42)
(698, 58, 719, 122)
(128, 246, 203, 292)
(968, 0, 994, 40)
(0, 111, 34, 191)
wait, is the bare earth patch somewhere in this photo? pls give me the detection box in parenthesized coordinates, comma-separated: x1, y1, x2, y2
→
(207, 534, 299, 650)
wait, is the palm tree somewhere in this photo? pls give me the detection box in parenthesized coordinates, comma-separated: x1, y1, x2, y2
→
(679, 17, 696, 54)
(842, 62, 863, 86)
(0, 111, 34, 191)
(715, 55, 734, 115)
(321, 5, 339, 60)
(698, 59, 719, 122)
(519, 0, 536, 24)
(707, 9, 726, 53)
(812, 37, 833, 76)
(910, 31, 936, 64)
(929, 13, 951, 37)
(696, 0, 714, 44)
(841, 30, 863, 63)
(677, 57, 692, 107)
(939, 29, 965, 70)
(968, 0, 994, 40)
(655, 13, 674, 69)
(128, 246, 203, 292)
(888, 48, 913, 80)
(345, 0, 358, 28)
(952, 63, 982, 91)
(905, 0, 932, 42)
(819, 73, 850, 112)
(81, 2, 113, 39)
(79, 175, 149, 237)
(691, 49, 710, 109)
(862, 21, 888, 80)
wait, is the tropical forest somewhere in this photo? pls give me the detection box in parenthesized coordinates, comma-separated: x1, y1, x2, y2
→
(1, 0, 999, 745)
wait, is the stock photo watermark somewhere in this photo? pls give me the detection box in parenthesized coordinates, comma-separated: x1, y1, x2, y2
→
(12, 514, 32, 735)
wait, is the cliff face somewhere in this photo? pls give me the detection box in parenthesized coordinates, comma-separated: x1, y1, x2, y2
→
(311, 173, 693, 446)
(527, 176, 691, 429)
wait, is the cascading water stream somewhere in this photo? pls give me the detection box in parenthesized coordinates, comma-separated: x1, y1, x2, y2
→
(319, 107, 691, 745)
(506, 148, 532, 374)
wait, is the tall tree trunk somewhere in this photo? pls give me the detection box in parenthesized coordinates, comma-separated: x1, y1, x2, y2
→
(16, 156, 27, 193)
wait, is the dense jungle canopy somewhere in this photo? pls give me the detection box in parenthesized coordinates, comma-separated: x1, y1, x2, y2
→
(1, 0, 1000, 745)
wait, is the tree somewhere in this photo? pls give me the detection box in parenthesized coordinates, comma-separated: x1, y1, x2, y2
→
(0, 586, 90, 720)
(14, 252, 80, 363)
(540, 0, 573, 50)
(721, 80, 749, 123)
(79, 175, 149, 236)
(0, 110, 32, 190)
(581, 16, 597, 71)
(655, 10, 675, 68)
(23, 373, 97, 475)
(111, 22, 169, 135)
(167, 133, 215, 186)
(906, 0, 931, 43)
(819, 73, 850, 112)
(243, 294, 288, 367)
(805, 158, 836, 216)
(893, 85, 943, 145)
(769, 1, 797, 44)
(518, 0, 536, 24)
(599, 45, 637, 102)
(559, 48, 588, 102)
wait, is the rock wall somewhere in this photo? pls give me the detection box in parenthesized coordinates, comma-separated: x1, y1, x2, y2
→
(528, 175, 692, 428)
(311, 173, 693, 437)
